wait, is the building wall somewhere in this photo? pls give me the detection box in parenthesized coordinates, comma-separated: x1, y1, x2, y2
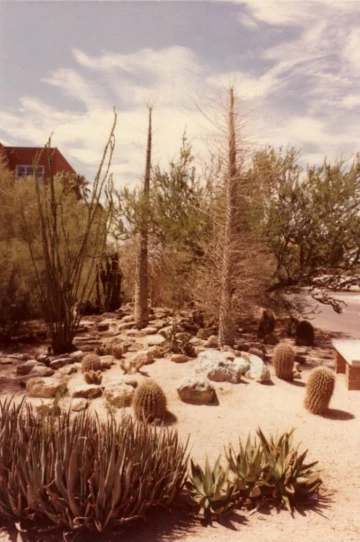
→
(0, 144, 76, 178)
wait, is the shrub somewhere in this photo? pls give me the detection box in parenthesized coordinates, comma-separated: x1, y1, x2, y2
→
(257, 309, 275, 338)
(0, 398, 189, 535)
(295, 320, 315, 346)
(304, 366, 335, 414)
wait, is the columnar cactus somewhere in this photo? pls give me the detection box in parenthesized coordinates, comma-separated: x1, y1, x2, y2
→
(82, 353, 102, 374)
(272, 343, 295, 381)
(133, 380, 167, 423)
(304, 366, 335, 414)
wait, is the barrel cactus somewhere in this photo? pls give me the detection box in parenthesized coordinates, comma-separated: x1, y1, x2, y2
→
(133, 380, 167, 423)
(295, 320, 314, 346)
(273, 343, 295, 381)
(84, 370, 103, 385)
(304, 366, 335, 414)
(82, 353, 102, 374)
(111, 342, 123, 360)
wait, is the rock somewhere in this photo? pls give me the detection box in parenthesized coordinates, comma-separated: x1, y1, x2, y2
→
(121, 315, 135, 323)
(204, 335, 219, 348)
(28, 366, 55, 378)
(127, 329, 148, 338)
(26, 377, 67, 399)
(171, 354, 190, 363)
(293, 370, 302, 379)
(177, 375, 216, 404)
(100, 356, 114, 370)
(104, 382, 135, 407)
(248, 347, 264, 359)
(0, 357, 13, 365)
(142, 326, 158, 335)
(36, 354, 50, 365)
(118, 322, 135, 331)
(148, 319, 167, 330)
(295, 354, 307, 365)
(59, 365, 78, 376)
(69, 350, 85, 363)
(123, 378, 138, 388)
(195, 350, 249, 383)
(294, 362, 302, 372)
(97, 322, 109, 332)
(148, 346, 162, 359)
(131, 349, 154, 366)
(50, 357, 71, 370)
(16, 360, 38, 375)
(36, 402, 61, 416)
(71, 385, 103, 399)
(145, 334, 167, 347)
(245, 355, 271, 383)
(71, 398, 89, 412)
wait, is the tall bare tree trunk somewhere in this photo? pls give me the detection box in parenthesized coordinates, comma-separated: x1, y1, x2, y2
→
(134, 107, 152, 329)
(218, 88, 238, 347)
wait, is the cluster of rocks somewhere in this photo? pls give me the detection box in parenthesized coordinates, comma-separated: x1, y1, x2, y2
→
(0, 304, 335, 414)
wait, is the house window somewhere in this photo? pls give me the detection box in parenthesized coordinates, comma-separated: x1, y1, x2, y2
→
(15, 165, 44, 179)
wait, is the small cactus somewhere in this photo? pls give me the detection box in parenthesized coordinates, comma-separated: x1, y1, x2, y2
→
(273, 343, 295, 381)
(295, 320, 314, 346)
(82, 353, 102, 374)
(133, 380, 167, 423)
(304, 366, 335, 414)
(84, 370, 103, 385)
(111, 342, 123, 360)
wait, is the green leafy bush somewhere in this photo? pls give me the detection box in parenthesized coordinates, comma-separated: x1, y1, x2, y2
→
(0, 398, 189, 535)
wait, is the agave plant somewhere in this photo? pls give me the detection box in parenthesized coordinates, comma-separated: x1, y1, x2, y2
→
(0, 398, 190, 535)
(256, 428, 322, 515)
(226, 434, 265, 499)
(187, 456, 236, 523)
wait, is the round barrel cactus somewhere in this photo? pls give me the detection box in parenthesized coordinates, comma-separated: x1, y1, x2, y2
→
(272, 342, 295, 381)
(133, 380, 167, 423)
(304, 366, 335, 414)
(82, 353, 102, 374)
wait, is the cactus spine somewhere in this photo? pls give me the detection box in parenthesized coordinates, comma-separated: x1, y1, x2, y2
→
(82, 353, 102, 374)
(133, 380, 167, 423)
(273, 343, 295, 381)
(304, 366, 335, 414)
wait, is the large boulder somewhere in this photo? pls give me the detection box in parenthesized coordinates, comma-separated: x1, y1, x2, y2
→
(245, 354, 271, 383)
(195, 350, 249, 383)
(177, 375, 216, 404)
(26, 377, 67, 398)
(104, 382, 135, 407)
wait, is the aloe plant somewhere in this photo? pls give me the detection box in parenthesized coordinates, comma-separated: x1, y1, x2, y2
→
(187, 455, 236, 523)
(0, 399, 189, 535)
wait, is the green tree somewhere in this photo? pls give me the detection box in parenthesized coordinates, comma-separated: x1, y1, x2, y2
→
(248, 147, 360, 311)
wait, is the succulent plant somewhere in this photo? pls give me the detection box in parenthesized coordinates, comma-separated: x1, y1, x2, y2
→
(304, 366, 335, 414)
(226, 434, 265, 498)
(256, 428, 322, 515)
(257, 309, 275, 338)
(162, 321, 196, 358)
(196, 328, 212, 340)
(111, 342, 123, 360)
(81, 353, 102, 373)
(0, 398, 189, 534)
(133, 380, 167, 423)
(273, 343, 295, 381)
(187, 456, 236, 523)
(295, 320, 314, 346)
(84, 370, 103, 385)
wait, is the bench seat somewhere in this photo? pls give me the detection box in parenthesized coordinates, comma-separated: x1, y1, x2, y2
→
(332, 339, 360, 390)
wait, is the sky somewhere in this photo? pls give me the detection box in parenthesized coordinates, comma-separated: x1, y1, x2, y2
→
(0, 0, 359, 187)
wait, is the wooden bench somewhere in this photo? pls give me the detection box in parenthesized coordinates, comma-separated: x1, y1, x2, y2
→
(332, 339, 360, 390)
